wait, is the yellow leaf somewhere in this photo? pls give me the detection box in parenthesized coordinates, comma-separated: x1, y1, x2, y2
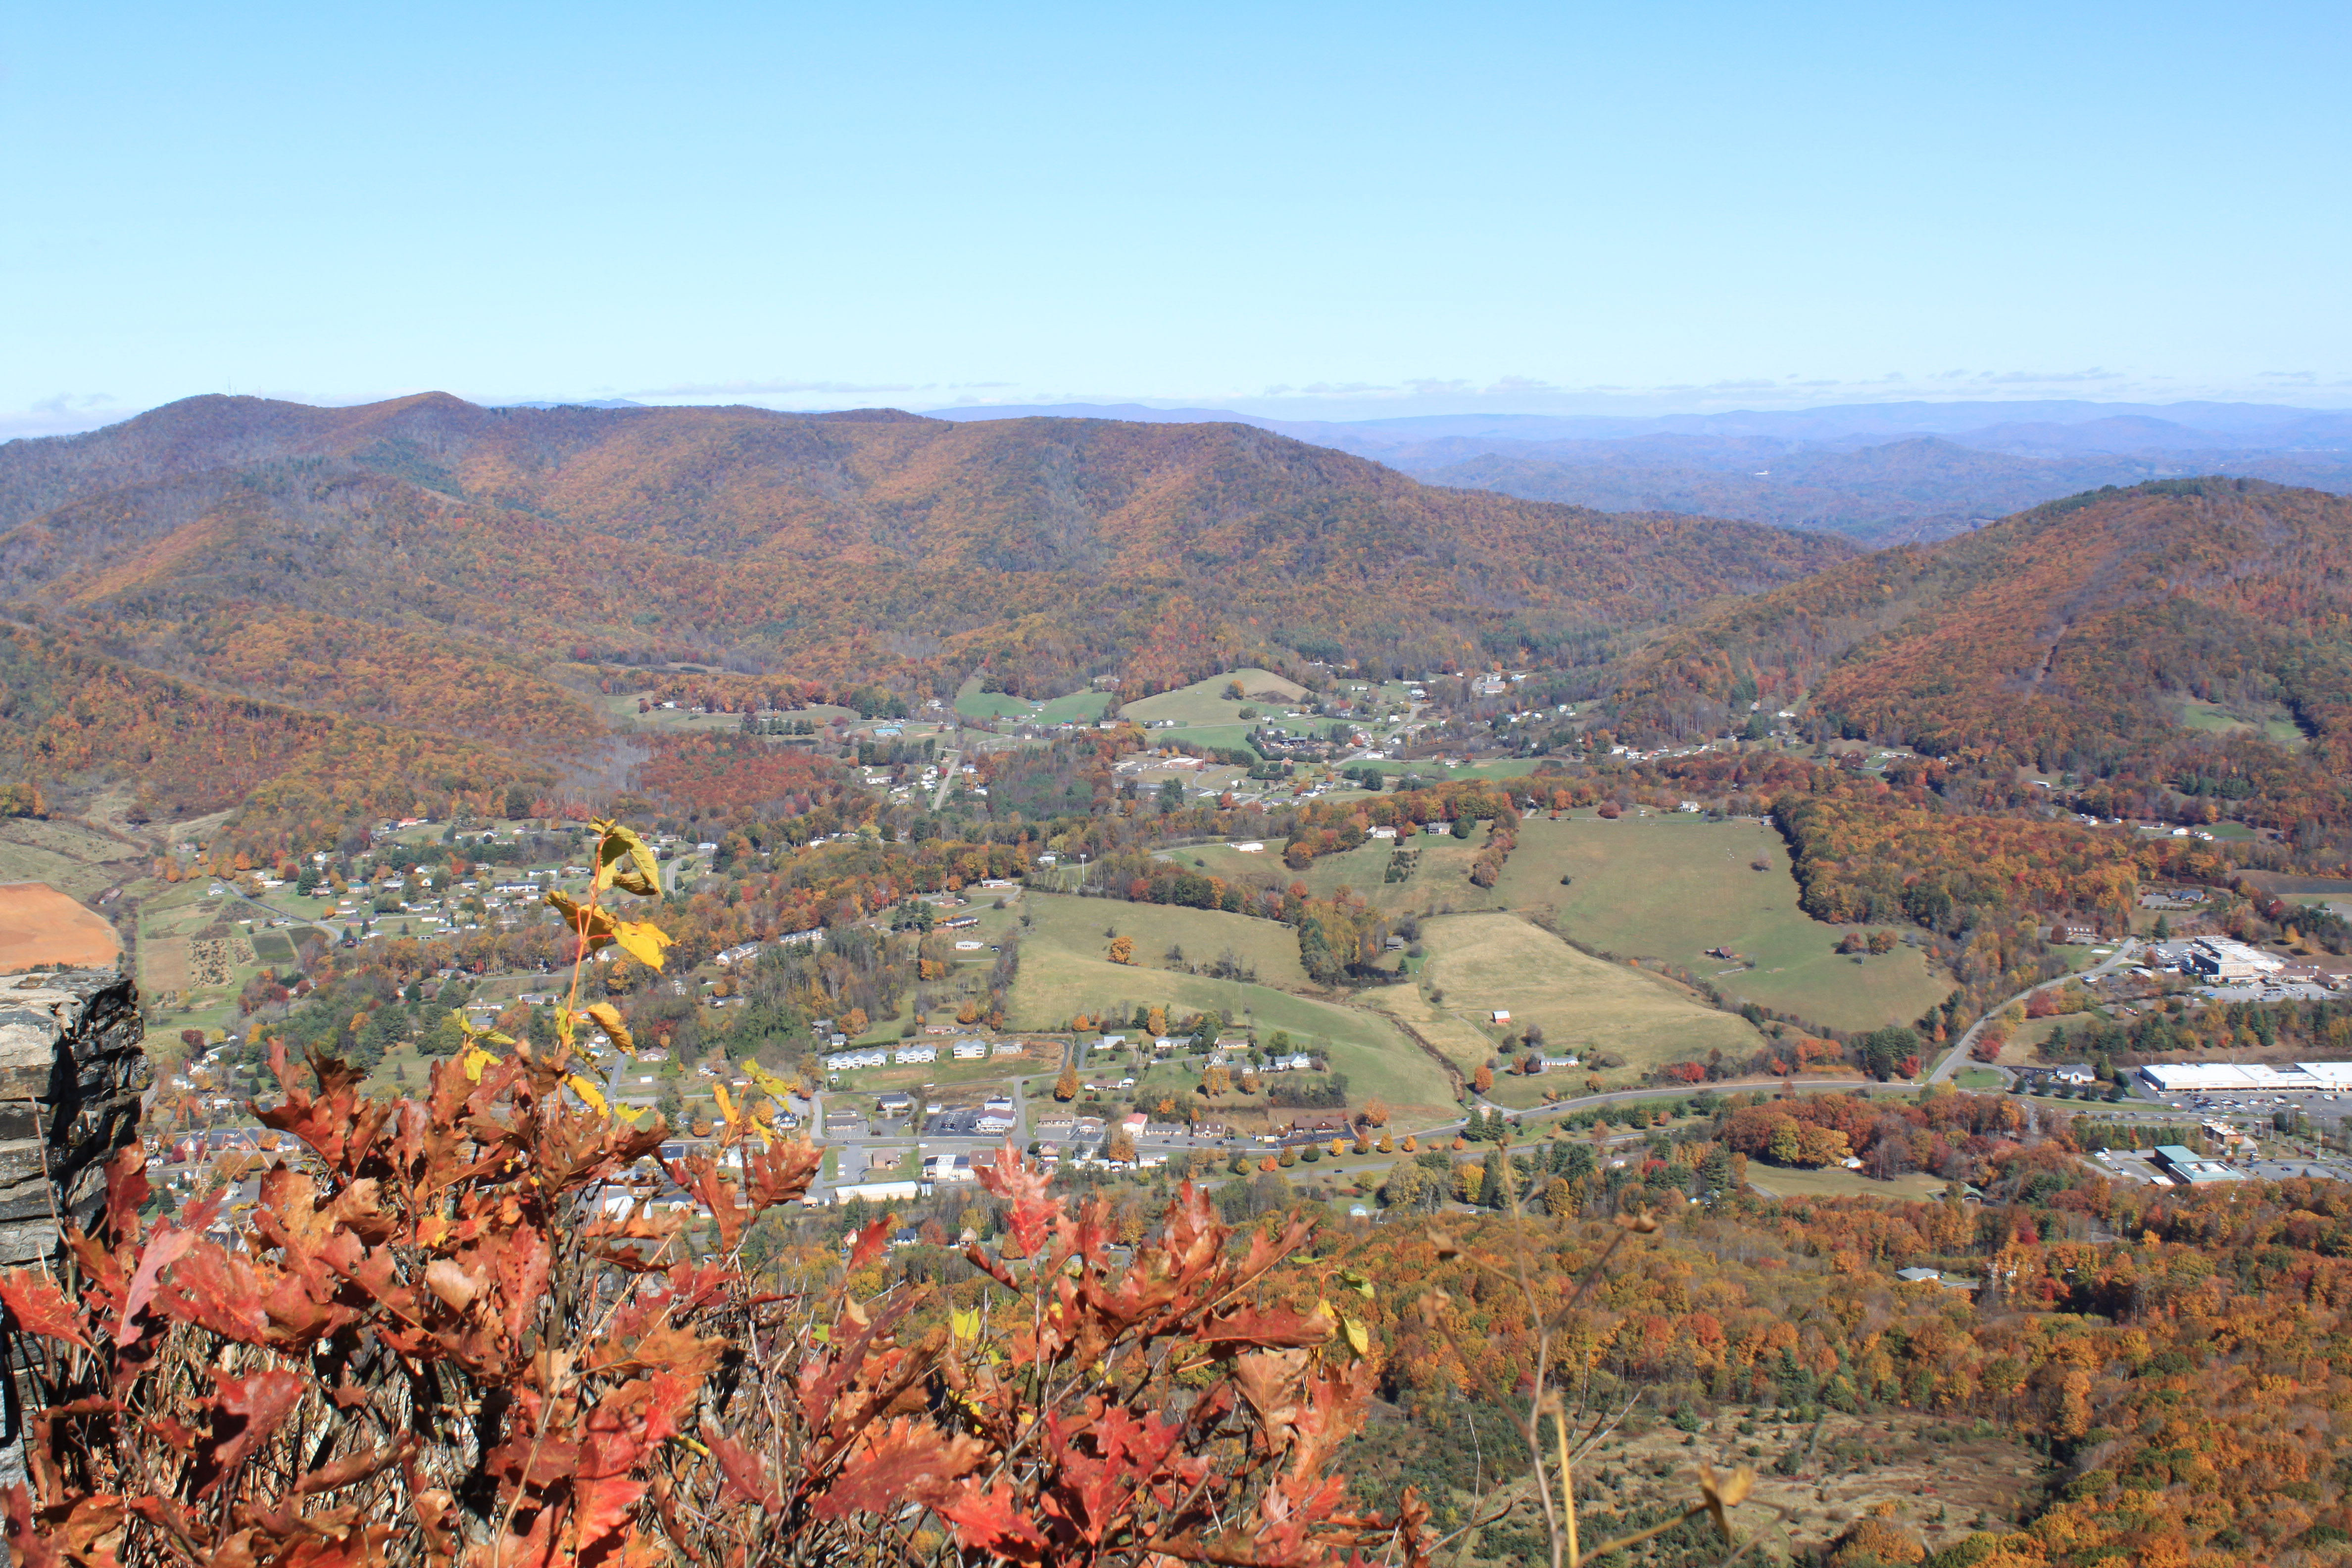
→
(713, 1081, 735, 1124)
(743, 1060, 794, 1099)
(585, 1002, 634, 1054)
(950, 1306, 980, 1342)
(612, 919, 676, 971)
(591, 819, 663, 899)
(568, 1074, 608, 1115)
(1341, 1315, 1370, 1358)
(462, 1047, 497, 1082)
(545, 890, 618, 946)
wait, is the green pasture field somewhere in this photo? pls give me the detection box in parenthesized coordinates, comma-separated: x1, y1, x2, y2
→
(1370, 912, 1762, 1081)
(952, 681, 1111, 725)
(1492, 815, 1950, 1033)
(1742, 1165, 1950, 1202)
(0, 816, 144, 902)
(1018, 891, 1313, 991)
(1155, 722, 1264, 755)
(1955, 1069, 2006, 1089)
(1118, 669, 1306, 727)
(1170, 832, 1509, 919)
(1006, 898, 1450, 1114)
(953, 677, 1031, 720)
(1033, 689, 1113, 724)
(1356, 760, 1552, 785)
(2172, 696, 2306, 751)
(1152, 842, 1292, 889)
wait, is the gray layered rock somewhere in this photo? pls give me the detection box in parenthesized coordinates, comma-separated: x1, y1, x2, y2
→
(0, 968, 147, 1518)
(0, 970, 149, 1264)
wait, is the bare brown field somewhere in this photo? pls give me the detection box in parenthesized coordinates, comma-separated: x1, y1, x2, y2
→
(143, 934, 191, 993)
(0, 882, 121, 972)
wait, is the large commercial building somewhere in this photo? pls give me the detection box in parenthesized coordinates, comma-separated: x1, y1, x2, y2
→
(2152, 1145, 2247, 1185)
(2138, 1061, 2352, 1093)
(2185, 937, 2287, 982)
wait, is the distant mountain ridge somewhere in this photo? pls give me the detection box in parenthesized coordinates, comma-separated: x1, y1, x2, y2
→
(922, 397, 2352, 545)
(0, 392, 1850, 839)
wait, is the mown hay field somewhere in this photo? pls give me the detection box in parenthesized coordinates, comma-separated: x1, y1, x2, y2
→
(1493, 815, 1949, 1032)
(1370, 911, 1764, 1079)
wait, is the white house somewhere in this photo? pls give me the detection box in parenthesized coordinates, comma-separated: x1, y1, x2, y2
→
(825, 1049, 888, 1072)
(894, 1043, 937, 1065)
(952, 1039, 988, 1060)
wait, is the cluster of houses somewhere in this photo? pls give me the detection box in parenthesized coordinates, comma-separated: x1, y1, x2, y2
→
(824, 1036, 1028, 1073)
(713, 929, 825, 968)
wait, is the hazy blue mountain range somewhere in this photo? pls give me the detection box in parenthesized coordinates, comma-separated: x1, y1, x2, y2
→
(925, 398, 2352, 543)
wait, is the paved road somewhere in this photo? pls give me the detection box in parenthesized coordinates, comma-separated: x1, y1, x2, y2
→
(1927, 938, 2145, 1084)
(930, 750, 963, 812)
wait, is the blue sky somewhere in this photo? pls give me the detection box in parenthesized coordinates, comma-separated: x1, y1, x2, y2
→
(5, 1, 2349, 437)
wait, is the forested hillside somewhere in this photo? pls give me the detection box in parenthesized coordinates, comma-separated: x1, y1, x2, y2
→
(1612, 478, 2352, 829)
(0, 393, 1854, 836)
(0, 392, 1850, 685)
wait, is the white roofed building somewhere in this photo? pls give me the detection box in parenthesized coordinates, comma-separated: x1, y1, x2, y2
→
(2187, 937, 2287, 982)
(2139, 1061, 2352, 1093)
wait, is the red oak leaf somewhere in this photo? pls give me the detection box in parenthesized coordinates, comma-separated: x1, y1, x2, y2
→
(813, 1417, 987, 1519)
(193, 1368, 307, 1497)
(0, 1271, 93, 1351)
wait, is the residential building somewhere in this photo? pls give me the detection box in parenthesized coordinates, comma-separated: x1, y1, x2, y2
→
(894, 1043, 937, 1065)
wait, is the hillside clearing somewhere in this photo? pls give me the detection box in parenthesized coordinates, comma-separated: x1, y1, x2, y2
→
(1493, 814, 1949, 1032)
(1006, 892, 1453, 1114)
(1371, 911, 1764, 1078)
(1118, 669, 1306, 727)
